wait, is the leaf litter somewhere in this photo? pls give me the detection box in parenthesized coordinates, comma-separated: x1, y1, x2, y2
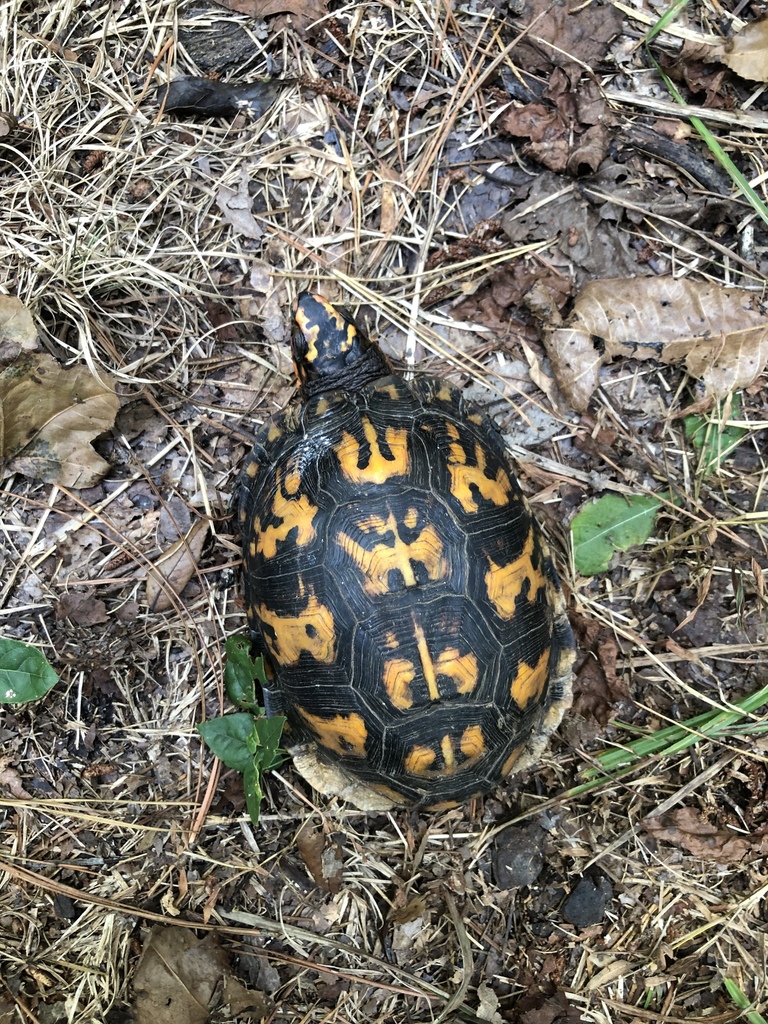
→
(1, 1, 768, 1023)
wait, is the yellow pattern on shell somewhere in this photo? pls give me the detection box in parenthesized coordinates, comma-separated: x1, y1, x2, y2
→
(445, 422, 512, 513)
(511, 648, 550, 708)
(382, 656, 416, 709)
(256, 466, 318, 559)
(484, 530, 544, 620)
(404, 726, 488, 777)
(433, 648, 479, 695)
(257, 585, 335, 665)
(296, 708, 368, 757)
(335, 417, 409, 485)
(336, 512, 447, 596)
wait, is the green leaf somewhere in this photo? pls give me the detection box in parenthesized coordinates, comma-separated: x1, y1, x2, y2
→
(224, 635, 266, 710)
(572, 494, 661, 575)
(243, 761, 265, 825)
(197, 710, 285, 826)
(252, 715, 285, 773)
(0, 638, 58, 704)
(197, 712, 257, 772)
(684, 395, 746, 477)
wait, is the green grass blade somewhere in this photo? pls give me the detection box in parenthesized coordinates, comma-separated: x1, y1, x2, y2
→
(576, 682, 768, 787)
(644, 0, 768, 227)
(723, 978, 768, 1024)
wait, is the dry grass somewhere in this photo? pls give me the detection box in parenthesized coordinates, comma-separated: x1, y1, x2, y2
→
(1, 0, 768, 1022)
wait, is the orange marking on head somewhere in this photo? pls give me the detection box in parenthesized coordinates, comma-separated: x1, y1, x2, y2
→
(485, 531, 544, 620)
(511, 649, 550, 708)
(445, 422, 512, 513)
(296, 708, 367, 757)
(336, 512, 447, 595)
(335, 417, 409, 485)
(257, 586, 336, 665)
(382, 657, 416, 709)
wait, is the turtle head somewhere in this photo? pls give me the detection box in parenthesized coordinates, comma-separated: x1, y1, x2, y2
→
(291, 292, 391, 397)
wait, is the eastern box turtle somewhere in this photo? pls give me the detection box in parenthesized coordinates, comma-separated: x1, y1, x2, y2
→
(238, 293, 575, 810)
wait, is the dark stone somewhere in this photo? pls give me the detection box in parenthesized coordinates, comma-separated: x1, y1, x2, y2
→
(492, 824, 545, 888)
(561, 874, 613, 928)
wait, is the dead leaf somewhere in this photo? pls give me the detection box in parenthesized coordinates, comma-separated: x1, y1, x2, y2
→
(542, 277, 768, 411)
(216, 166, 263, 240)
(295, 825, 344, 892)
(502, 103, 570, 173)
(211, 0, 327, 33)
(571, 633, 629, 726)
(503, 170, 643, 285)
(146, 519, 208, 612)
(644, 807, 768, 864)
(477, 981, 504, 1024)
(520, 339, 564, 411)
(0, 766, 33, 799)
(0, 295, 39, 364)
(132, 929, 227, 1024)
(131, 927, 268, 1024)
(722, 16, 768, 83)
(55, 592, 109, 626)
(511, 0, 623, 74)
(0, 353, 119, 487)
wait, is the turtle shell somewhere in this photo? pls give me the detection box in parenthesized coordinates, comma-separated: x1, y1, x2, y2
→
(238, 294, 574, 810)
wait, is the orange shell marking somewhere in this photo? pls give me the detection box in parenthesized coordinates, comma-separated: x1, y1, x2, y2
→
(336, 512, 447, 595)
(296, 708, 368, 757)
(445, 423, 512, 513)
(257, 586, 336, 665)
(335, 417, 409, 485)
(255, 466, 318, 559)
(484, 530, 545, 621)
(404, 726, 488, 777)
(511, 648, 550, 708)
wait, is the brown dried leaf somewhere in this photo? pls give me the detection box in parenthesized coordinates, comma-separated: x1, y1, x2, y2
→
(146, 519, 208, 612)
(0, 353, 119, 487)
(0, 766, 33, 799)
(131, 927, 268, 1024)
(722, 16, 768, 83)
(644, 807, 768, 864)
(296, 825, 344, 892)
(511, 0, 623, 73)
(132, 929, 228, 1024)
(0, 295, 39, 364)
(55, 592, 109, 626)
(216, 167, 263, 240)
(211, 0, 327, 33)
(543, 277, 768, 411)
(502, 104, 569, 173)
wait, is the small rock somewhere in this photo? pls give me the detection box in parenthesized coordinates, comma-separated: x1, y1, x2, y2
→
(561, 874, 613, 928)
(492, 825, 545, 888)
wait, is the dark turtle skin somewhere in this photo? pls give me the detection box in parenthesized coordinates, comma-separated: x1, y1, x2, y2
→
(238, 292, 575, 811)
